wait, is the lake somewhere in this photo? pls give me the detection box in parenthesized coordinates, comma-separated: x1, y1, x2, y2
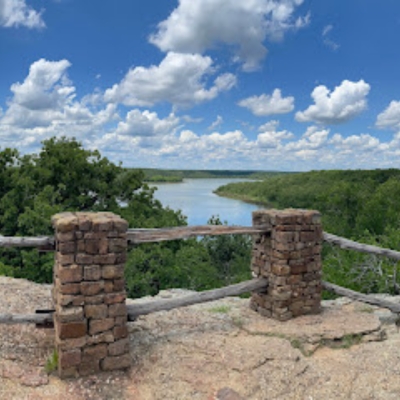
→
(150, 178, 262, 226)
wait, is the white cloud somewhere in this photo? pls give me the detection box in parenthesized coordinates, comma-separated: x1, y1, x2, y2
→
(322, 24, 339, 51)
(285, 126, 329, 151)
(0, 58, 118, 147)
(104, 52, 237, 108)
(0, 0, 45, 29)
(238, 89, 294, 116)
(208, 115, 223, 131)
(296, 80, 370, 124)
(181, 115, 203, 123)
(115, 110, 180, 137)
(149, 0, 309, 71)
(376, 101, 400, 130)
(330, 133, 381, 151)
(257, 120, 294, 148)
(9, 58, 73, 111)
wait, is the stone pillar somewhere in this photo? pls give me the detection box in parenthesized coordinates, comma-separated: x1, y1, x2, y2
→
(52, 212, 130, 378)
(250, 209, 323, 321)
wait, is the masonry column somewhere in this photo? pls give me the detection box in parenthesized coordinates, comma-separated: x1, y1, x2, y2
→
(52, 212, 130, 378)
(250, 209, 323, 321)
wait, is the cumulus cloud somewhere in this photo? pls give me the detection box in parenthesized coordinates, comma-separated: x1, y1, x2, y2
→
(375, 101, 400, 130)
(238, 89, 294, 116)
(296, 80, 370, 124)
(256, 120, 294, 148)
(330, 133, 381, 151)
(104, 52, 237, 108)
(0, 58, 118, 147)
(285, 126, 330, 151)
(0, 0, 45, 29)
(149, 0, 309, 71)
(115, 110, 180, 137)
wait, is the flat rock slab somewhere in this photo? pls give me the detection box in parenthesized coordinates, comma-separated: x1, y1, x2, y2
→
(1, 279, 400, 399)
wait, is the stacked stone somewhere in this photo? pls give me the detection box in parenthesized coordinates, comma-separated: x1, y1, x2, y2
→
(52, 212, 130, 378)
(250, 209, 323, 321)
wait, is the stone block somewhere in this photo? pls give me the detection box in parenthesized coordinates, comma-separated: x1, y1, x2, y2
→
(59, 282, 81, 295)
(82, 344, 108, 362)
(58, 348, 82, 369)
(271, 264, 290, 276)
(58, 241, 76, 254)
(108, 338, 129, 356)
(113, 218, 129, 232)
(57, 232, 75, 242)
(104, 292, 126, 304)
(109, 303, 127, 317)
(89, 318, 115, 335)
(56, 336, 87, 350)
(84, 265, 101, 281)
(58, 264, 82, 284)
(84, 294, 104, 305)
(115, 316, 127, 326)
(102, 264, 124, 279)
(56, 321, 86, 339)
(85, 304, 108, 319)
(85, 240, 99, 254)
(109, 238, 127, 253)
(53, 214, 79, 232)
(81, 281, 104, 296)
(76, 253, 94, 264)
(56, 306, 84, 323)
(113, 325, 128, 340)
(101, 354, 131, 371)
(87, 331, 114, 345)
(92, 216, 113, 232)
(56, 253, 75, 266)
(94, 254, 117, 265)
(99, 239, 109, 254)
(56, 293, 85, 307)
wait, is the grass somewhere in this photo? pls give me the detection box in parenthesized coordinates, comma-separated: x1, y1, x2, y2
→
(208, 305, 231, 314)
(44, 350, 58, 374)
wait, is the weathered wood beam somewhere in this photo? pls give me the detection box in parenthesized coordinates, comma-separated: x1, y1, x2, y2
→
(127, 225, 270, 244)
(322, 281, 400, 313)
(0, 313, 54, 325)
(0, 235, 54, 250)
(323, 232, 400, 261)
(127, 278, 268, 320)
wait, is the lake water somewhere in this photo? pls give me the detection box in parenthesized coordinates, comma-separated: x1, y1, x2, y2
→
(150, 178, 262, 226)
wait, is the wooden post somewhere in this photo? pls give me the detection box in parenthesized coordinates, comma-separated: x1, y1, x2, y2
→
(52, 212, 130, 378)
(251, 209, 323, 321)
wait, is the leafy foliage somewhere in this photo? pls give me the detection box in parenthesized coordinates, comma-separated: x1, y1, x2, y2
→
(217, 169, 400, 295)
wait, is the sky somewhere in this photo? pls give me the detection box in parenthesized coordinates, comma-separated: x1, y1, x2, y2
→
(1, 0, 400, 171)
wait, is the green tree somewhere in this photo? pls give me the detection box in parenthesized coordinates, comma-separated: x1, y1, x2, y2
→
(0, 137, 185, 283)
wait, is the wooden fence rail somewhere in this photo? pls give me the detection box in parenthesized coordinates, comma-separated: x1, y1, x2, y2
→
(3, 229, 400, 261)
(0, 225, 270, 249)
(323, 232, 400, 261)
(0, 278, 268, 325)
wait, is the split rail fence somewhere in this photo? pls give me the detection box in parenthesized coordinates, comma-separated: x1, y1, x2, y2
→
(0, 209, 400, 377)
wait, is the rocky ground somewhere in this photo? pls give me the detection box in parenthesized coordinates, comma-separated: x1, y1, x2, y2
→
(1, 276, 400, 399)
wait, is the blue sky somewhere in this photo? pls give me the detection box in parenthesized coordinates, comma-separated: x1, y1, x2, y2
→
(1, 0, 400, 171)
